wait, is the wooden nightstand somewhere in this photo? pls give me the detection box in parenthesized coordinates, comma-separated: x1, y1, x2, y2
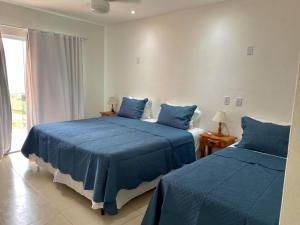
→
(99, 111, 116, 117)
(199, 132, 237, 158)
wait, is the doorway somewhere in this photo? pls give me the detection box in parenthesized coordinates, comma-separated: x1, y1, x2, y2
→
(2, 37, 27, 153)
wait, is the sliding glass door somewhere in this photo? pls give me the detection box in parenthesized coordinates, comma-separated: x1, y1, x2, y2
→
(2, 37, 27, 153)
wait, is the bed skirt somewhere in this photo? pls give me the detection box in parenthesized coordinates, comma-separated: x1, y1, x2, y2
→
(29, 154, 160, 210)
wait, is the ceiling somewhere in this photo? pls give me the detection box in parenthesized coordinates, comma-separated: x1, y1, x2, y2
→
(0, 0, 225, 25)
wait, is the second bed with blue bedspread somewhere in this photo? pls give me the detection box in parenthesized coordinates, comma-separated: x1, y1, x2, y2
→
(21, 116, 196, 214)
(142, 147, 286, 225)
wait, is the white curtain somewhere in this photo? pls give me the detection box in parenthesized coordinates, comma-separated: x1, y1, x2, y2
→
(26, 29, 84, 129)
(0, 32, 12, 159)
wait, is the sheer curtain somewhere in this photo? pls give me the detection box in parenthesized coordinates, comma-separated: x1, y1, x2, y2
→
(0, 32, 12, 159)
(26, 29, 84, 129)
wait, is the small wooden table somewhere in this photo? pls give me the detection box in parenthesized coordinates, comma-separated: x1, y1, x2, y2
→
(99, 111, 116, 117)
(199, 132, 237, 158)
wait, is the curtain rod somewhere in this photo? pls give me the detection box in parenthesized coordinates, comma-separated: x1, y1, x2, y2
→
(0, 23, 88, 41)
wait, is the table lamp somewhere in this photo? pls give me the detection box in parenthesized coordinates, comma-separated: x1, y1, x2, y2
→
(212, 111, 227, 137)
(107, 97, 118, 113)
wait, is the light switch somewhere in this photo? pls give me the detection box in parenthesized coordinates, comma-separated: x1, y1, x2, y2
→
(236, 97, 243, 107)
(224, 96, 230, 106)
(247, 46, 254, 56)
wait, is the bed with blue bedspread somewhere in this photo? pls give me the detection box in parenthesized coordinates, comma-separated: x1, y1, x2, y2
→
(142, 147, 286, 225)
(21, 116, 196, 214)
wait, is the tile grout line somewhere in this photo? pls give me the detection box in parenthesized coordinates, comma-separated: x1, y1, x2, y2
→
(6, 154, 148, 225)
(58, 213, 75, 225)
(8, 155, 67, 225)
(122, 214, 144, 225)
(121, 209, 144, 225)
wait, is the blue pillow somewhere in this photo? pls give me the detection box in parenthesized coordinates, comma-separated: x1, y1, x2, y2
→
(157, 104, 197, 130)
(117, 97, 148, 119)
(236, 116, 290, 157)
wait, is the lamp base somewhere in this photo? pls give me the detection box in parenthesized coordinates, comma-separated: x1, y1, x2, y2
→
(111, 104, 115, 113)
(216, 122, 224, 137)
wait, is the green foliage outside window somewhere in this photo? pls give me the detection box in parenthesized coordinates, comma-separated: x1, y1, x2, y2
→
(11, 94, 27, 129)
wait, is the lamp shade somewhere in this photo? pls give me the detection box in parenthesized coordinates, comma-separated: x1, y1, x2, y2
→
(213, 111, 227, 123)
(107, 97, 118, 105)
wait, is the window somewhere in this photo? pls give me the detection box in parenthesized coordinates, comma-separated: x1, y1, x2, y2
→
(3, 36, 27, 152)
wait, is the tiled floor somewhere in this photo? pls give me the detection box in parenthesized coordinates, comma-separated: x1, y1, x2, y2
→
(0, 153, 153, 225)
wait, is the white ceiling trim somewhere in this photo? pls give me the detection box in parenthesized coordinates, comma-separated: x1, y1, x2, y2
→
(0, 0, 227, 25)
(1, 1, 105, 27)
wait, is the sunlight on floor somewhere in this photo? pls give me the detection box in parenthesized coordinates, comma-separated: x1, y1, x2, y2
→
(11, 128, 27, 152)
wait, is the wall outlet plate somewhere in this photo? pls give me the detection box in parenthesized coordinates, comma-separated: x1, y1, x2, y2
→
(224, 96, 231, 105)
(236, 97, 243, 107)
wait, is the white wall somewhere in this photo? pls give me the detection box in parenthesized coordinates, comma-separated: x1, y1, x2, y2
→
(105, 0, 300, 136)
(280, 60, 300, 225)
(0, 1, 105, 118)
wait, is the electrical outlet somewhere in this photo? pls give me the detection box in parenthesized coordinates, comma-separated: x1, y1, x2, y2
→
(236, 97, 243, 107)
(224, 96, 230, 106)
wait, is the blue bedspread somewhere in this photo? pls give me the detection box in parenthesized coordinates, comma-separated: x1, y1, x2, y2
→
(21, 116, 195, 214)
(142, 147, 286, 225)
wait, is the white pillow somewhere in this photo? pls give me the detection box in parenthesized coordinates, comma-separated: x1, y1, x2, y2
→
(128, 96, 153, 119)
(164, 102, 202, 129)
(190, 108, 202, 129)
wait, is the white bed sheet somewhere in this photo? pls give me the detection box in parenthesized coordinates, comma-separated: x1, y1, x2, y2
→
(229, 143, 286, 159)
(189, 127, 205, 150)
(142, 118, 205, 151)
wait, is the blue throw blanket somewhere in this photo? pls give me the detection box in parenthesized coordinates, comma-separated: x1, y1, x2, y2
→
(142, 147, 286, 225)
(21, 116, 195, 214)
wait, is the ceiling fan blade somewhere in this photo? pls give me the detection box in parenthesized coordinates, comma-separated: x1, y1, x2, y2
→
(91, 0, 110, 13)
(109, 0, 141, 3)
(90, 0, 141, 14)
